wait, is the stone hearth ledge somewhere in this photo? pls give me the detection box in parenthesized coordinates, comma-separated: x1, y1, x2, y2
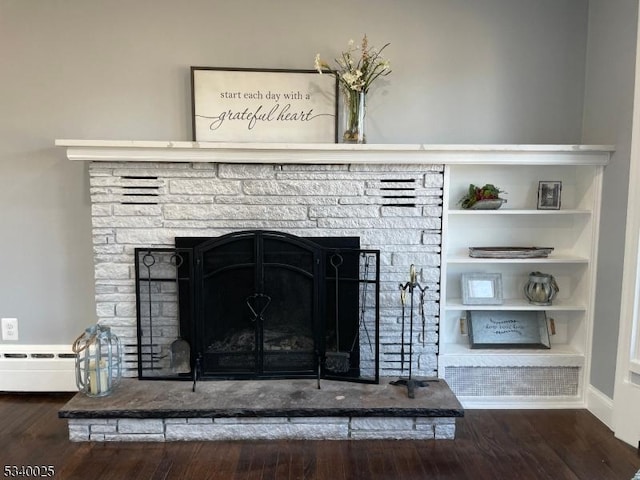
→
(59, 378, 463, 441)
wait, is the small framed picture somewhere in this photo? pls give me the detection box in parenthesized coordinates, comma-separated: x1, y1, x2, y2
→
(461, 273, 503, 305)
(537, 181, 562, 210)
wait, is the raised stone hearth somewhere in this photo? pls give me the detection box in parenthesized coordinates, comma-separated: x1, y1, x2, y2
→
(59, 378, 463, 441)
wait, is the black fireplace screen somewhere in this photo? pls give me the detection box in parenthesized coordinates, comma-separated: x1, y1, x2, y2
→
(135, 231, 380, 384)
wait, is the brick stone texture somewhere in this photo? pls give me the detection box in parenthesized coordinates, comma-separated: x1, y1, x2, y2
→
(89, 161, 443, 378)
(68, 416, 456, 442)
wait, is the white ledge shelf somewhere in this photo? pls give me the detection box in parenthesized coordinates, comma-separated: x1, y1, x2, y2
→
(448, 209, 592, 215)
(55, 140, 614, 165)
(446, 254, 589, 264)
(439, 343, 584, 368)
(444, 299, 587, 311)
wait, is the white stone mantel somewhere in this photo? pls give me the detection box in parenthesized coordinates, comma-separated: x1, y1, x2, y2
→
(56, 139, 614, 166)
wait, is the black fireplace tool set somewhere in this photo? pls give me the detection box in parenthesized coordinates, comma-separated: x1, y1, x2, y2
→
(390, 264, 439, 398)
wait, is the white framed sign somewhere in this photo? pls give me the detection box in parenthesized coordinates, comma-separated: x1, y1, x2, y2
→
(191, 67, 338, 143)
(461, 273, 503, 305)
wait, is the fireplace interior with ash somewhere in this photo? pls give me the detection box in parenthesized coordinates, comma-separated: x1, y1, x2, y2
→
(135, 230, 380, 384)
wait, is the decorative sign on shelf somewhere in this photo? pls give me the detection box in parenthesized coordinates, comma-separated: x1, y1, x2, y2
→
(191, 67, 338, 143)
(461, 273, 503, 305)
(467, 310, 550, 349)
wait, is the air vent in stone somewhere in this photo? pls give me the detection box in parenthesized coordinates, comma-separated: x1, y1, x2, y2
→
(58, 353, 78, 359)
(119, 175, 160, 205)
(2, 352, 76, 359)
(30, 353, 55, 359)
(379, 178, 417, 207)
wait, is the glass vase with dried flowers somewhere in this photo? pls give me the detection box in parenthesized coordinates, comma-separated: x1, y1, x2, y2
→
(315, 35, 391, 143)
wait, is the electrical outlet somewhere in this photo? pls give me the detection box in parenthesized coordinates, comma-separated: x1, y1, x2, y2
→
(1, 318, 18, 341)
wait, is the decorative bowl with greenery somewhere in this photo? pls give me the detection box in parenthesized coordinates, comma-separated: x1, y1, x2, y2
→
(458, 184, 506, 209)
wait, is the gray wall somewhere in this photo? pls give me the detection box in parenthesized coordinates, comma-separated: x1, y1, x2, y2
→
(582, 0, 638, 398)
(0, 0, 590, 346)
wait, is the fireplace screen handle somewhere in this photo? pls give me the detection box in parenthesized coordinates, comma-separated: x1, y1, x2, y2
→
(246, 293, 272, 323)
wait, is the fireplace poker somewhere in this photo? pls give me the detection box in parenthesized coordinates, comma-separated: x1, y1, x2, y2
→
(408, 267, 415, 379)
(325, 253, 350, 374)
(142, 251, 157, 371)
(420, 288, 426, 346)
(350, 252, 374, 354)
(399, 287, 406, 373)
(168, 253, 191, 375)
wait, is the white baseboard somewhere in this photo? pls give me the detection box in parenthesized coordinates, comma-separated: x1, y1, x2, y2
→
(0, 344, 78, 392)
(586, 384, 614, 429)
(456, 396, 586, 409)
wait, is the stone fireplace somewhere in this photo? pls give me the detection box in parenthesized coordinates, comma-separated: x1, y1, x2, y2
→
(58, 141, 463, 442)
(88, 153, 443, 380)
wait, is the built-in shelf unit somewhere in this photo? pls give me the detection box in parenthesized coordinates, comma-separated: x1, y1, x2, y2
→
(439, 155, 612, 408)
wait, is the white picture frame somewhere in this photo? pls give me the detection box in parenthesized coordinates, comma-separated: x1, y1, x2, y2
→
(191, 67, 338, 143)
(461, 273, 503, 305)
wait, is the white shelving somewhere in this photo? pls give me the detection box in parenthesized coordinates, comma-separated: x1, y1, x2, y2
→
(445, 299, 587, 311)
(439, 154, 612, 407)
(447, 255, 589, 264)
(447, 208, 593, 219)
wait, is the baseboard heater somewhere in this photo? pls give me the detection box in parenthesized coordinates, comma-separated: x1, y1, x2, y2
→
(0, 345, 78, 392)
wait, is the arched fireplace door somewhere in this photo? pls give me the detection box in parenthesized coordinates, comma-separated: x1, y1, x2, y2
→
(135, 230, 380, 384)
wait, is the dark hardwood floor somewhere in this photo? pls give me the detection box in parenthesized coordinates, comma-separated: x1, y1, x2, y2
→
(1, 393, 639, 480)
